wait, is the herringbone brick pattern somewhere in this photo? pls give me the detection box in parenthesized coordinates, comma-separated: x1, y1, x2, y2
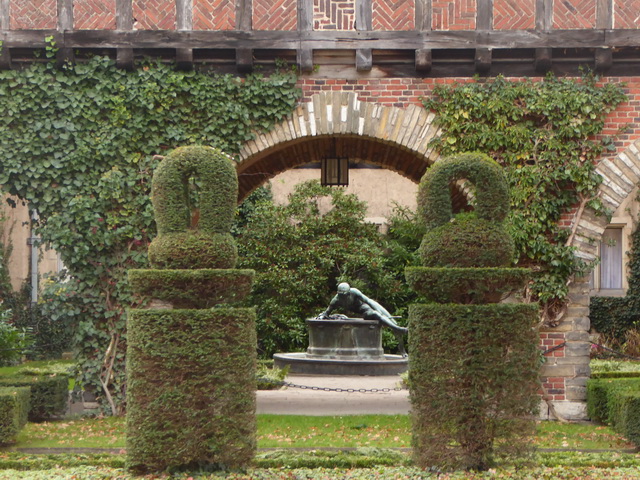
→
(254, 0, 297, 30)
(10, 0, 56, 29)
(553, 0, 595, 29)
(74, 0, 116, 30)
(373, 0, 415, 30)
(432, 0, 476, 30)
(314, 0, 355, 31)
(133, 0, 176, 30)
(194, 0, 235, 30)
(614, 0, 640, 29)
(493, 0, 534, 30)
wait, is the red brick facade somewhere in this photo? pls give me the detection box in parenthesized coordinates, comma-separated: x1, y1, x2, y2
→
(314, 0, 355, 31)
(253, 0, 297, 31)
(493, 0, 535, 30)
(74, 0, 116, 30)
(373, 0, 415, 31)
(133, 0, 176, 30)
(553, 0, 595, 29)
(615, 0, 640, 29)
(194, 0, 235, 30)
(432, 0, 476, 30)
(10, 0, 56, 29)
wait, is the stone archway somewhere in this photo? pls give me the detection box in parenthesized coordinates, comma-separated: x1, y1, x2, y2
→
(235, 92, 441, 202)
(571, 139, 640, 260)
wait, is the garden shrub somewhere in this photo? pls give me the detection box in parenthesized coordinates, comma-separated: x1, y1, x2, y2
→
(127, 146, 256, 473)
(407, 153, 539, 471)
(0, 386, 30, 444)
(0, 307, 33, 366)
(587, 378, 640, 446)
(0, 374, 68, 421)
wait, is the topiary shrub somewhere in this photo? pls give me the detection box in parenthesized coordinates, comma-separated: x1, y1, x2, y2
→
(0, 375, 68, 421)
(0, 387, 30, 444)
(406, 152, 539, 471)
(127, 146, 256, 474)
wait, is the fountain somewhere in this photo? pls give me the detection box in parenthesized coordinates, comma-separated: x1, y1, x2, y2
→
(273, 315, 408, 375)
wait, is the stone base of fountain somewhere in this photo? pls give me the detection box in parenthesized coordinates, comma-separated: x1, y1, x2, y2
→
(273, 318, 408, 376)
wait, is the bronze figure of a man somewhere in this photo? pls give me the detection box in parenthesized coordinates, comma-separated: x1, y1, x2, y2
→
(319, 282, 408, 357)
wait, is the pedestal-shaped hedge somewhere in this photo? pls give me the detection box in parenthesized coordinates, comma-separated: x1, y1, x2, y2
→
(126, 146, 256, 474)
(407, 153, 540, 471)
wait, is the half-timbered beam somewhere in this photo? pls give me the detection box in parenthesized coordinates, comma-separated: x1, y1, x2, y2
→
(297, 0, 313, 73)
(116, 0, 134, 70)
(356, 0, 372, 72)
(236, 0, 252, 73)
(595, 0, 613, 72)
(0, 0, 10, 69)
(57, 0, 74, 66)
(176, 0, 194, 70)
(4, 29, 637, 50)
(415, 0, 432, 73)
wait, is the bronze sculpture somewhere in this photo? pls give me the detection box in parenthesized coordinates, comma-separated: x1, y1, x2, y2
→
(319, 282, 408, 357)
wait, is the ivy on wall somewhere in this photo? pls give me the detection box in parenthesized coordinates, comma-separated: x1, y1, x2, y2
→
(424, 74, 627, 323)
(0, 57, 300, 414)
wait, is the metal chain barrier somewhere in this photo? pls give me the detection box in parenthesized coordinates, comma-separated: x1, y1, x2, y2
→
(282, 381, 404, 393)
(590, 341, 640, 361)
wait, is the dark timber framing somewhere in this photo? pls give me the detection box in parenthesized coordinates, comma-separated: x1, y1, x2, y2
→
(0, 0, 639, 76)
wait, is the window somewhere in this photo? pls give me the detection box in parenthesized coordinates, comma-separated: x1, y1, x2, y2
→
(599, 227, 623, 290)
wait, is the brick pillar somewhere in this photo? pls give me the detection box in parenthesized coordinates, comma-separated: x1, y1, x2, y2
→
(540, 274, 591, 420)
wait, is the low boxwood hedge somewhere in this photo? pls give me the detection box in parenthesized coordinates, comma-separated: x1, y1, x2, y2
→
(587, 378, 640, 446)
(0, 375, 68, 421)
(0, 386, 30, 444)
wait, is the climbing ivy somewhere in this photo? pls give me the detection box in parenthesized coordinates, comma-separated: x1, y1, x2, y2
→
(424, 74, 627, 322)
(0, 56, 300, 414)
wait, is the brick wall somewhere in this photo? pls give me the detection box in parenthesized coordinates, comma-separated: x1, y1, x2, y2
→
(253, 0, 297, 31)
(314, 0, 355, 31)
(432, 0, 476, 30)
(133, 0, 176, 30)
(10, 0, 57, 29)
(553, 0, 595, 29)
(493, 0, 534, 30)
(373, 0, 415, 31)
(194, 0, 235, 30)
(615, 0, 640, 29)
(74, 0, 116, 30)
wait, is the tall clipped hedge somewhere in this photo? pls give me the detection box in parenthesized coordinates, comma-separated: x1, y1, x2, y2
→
(406, 153, 540, 471)
(127, 146, 257, 473)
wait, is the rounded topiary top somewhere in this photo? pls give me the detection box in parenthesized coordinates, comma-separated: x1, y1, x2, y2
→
(152, 146, 238, 235)
(418, 152, 509, 230)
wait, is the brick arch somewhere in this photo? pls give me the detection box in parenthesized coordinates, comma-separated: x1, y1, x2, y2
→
(236, 92, 441, 202)
(570, 139, 640, 262)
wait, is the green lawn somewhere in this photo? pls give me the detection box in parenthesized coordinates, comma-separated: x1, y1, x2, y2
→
(11, 414, 636, 451)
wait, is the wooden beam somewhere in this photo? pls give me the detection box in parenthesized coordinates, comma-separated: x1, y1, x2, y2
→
(477, 0, 493, 30)
(475, 48, 491, 73)
(0, 0, 10, 69)
(415, 0, 431, 31)
(56, 0, 74, 66)
(2, 29, 639, 51)
(536, 0, 552, 31)
(415, 48, 432, 73)
(176, 0, 193, 70)
(595, 47, 613, 72)
(475, 0, 492, 74)
(235, 0, 252, 72)
(356, 0, 372, 72)
(116, 0, 133, 70)
(535, 47, 552, 73)
(297, 0, 313, 73)
(596, 0, 612, 29)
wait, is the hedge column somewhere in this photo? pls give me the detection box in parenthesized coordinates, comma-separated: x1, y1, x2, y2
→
(406, 153, 540, 471)
(126, 146, 256, 474)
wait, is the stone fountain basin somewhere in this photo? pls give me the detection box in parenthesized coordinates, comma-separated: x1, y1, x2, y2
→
(273, 318, 408, 376)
